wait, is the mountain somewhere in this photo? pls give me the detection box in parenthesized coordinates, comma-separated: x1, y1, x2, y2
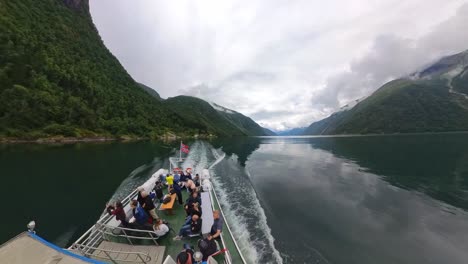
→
(303, 50, 468, 135)
(276, 127, 306, 136)
(138, 83, 162, 101)
(163, 96, 269, 136)
(0, 0, 267, 139)
(262, 127, 277, 136)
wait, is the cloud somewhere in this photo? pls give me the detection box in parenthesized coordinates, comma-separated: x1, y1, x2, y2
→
(89, 0, 468, 131)
(315, 3, 468, 110)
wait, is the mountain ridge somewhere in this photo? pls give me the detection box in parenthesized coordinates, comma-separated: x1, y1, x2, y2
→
(302, 49, 468, 135)
(0, 0, 268, 140)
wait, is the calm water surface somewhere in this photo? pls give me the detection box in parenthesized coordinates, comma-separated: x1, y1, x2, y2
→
(1, 134, 468, 264)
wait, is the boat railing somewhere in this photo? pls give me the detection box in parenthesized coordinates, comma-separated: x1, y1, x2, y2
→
(210, 184, 248, 264)
(70, 189, 140, 252)
(94, 222, 161, 246)
(71, 242, 152, 263)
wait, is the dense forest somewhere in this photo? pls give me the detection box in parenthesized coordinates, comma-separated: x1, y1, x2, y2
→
(0, 0, 267, 140)
(163, 96, 271, 136)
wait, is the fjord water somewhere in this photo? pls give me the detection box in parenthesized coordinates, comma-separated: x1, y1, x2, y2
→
(0, 142, 177, 247)
(1, 135, 468, 264)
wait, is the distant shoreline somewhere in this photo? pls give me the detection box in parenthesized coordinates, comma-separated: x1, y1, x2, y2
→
(0, 136, 129, 144)
(256, 130, 468, 138)
(0, 134, 218, 144)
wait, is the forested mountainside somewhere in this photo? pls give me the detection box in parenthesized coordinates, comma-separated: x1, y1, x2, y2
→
(0, 0, 268, 140)
(303, 50, 468, 135)
(138, 83, 162, 101)
(163, 96, 272, 136)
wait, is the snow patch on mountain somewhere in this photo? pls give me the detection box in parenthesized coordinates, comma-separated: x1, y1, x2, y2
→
(339, 96, 366, 112)
(209, 101, 235, 114)
(444, 66, 465, 78)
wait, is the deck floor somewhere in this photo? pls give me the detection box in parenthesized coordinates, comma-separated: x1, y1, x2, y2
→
(93, 241, 165, 264)
(113, 186, 233, 263)
(156, 189, 202, 260)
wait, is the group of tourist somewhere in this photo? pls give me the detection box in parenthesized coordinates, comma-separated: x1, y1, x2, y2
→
(106, 167, 224, 263)
(106, 187, 169, 236)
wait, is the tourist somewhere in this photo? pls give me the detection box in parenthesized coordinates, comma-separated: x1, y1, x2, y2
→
(193, 174, 200, 187)
(129, 199, 149, 226)
(106, 201, 129, 227)
(185, 202, 202, 224)
(158, 174, 166, 185)
(208, 210, 223, 240)
(184, 192, 202, 215)
(174, 171, 181, 182)
(180, 171, 187, 182)
(152, 218, 169, 237)
(176, 244, 194, 264)
(198, 238, 218, 261)
(166, 173, 174, 188)
(185, 179, 197, 193)
(173, 214, 202, 240)
(185, 171, 193, 181)
(140, 190, 159, 221)
(172, 180, 184, 205)
(137, 186, 146, 207)
(153, 181, 164, 202)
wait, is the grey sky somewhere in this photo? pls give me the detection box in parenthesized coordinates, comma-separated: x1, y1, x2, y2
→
(90, 0, 468, 131)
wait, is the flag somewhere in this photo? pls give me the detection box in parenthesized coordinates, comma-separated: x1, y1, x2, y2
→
(181, 143, 189, 154)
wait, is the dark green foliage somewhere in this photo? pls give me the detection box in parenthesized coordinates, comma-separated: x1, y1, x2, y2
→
(138, 82, 162, 101)
(0, 0, 267, 139)
(163, 96, 268, 136)
(303, 77, 468, 135)
(0, 0, 186, 138)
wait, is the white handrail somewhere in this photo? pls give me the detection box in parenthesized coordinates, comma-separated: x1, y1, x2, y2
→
(72, 243, 152, 263)
(70, 189, 139, 249)
(95, 223, 161, 245)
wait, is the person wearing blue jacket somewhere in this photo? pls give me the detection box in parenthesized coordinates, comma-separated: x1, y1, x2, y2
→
(173, 180, 184, 205)
(130, 199, 149, 226)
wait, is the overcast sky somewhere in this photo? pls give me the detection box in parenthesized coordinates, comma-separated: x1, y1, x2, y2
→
(90, 0, 468, 131)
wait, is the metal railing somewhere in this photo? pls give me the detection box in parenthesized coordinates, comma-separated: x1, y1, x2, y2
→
(95, 223, 161, 246)
(71, 243, 152, 264)
(70, 188, 140, 251)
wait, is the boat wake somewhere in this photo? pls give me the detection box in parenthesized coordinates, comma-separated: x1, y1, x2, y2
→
(105, 140, 283, 263)
(109, 157, 166, 202)
(182, 141, 284, 264)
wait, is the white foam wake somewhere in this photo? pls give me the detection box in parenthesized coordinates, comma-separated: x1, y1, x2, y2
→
(210, 150, 283, 264)
(170, 141, 284, 264)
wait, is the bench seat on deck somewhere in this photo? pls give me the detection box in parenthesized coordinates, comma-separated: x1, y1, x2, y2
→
(200, 192, 214, 236)
(159, 193, 177, 214)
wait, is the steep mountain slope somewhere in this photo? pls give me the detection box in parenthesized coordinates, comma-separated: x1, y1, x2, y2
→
(0, 0, 190, 138)
(138, 83, 162, 101)
(0, 0, 267, 139)
(163, 96, 269, 136)
(303, 50, 468, 135)
(262, 127, 277, 136)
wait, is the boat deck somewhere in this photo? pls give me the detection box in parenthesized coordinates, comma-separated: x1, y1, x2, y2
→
(71, 168, 245, 263)
(0, 232, 101, 264)
(156, 189, 203, 259)
(92, 241, 165, 264)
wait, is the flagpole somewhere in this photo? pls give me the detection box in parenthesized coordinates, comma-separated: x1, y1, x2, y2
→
(179, 141, 182, 162)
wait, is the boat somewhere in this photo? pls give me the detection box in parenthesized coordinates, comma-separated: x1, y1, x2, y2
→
(0, 153, 248, 264)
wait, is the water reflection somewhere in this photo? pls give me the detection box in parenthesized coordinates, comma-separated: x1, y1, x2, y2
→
(243, 134, 468, 264)
(0, 141, 176, 246)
